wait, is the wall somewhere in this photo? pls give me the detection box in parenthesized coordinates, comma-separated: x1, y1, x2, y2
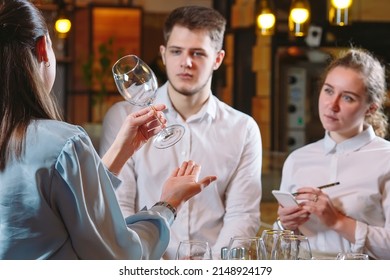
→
(352, 0, 390, 22)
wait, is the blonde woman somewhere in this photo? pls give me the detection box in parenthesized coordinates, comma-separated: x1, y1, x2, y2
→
(277, 48, 390, 259)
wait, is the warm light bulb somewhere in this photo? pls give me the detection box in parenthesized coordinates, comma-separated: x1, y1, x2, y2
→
(55, 18, 71, 34)
(257, 13, 275, 29)
(331, 0, 353, 9)
(329, 0, 352, 26)
(290, 8, 309, 24)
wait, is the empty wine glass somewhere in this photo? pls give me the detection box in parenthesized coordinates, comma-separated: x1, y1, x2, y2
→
(336, 252, 369, 260)
(227, 237, 266, 260)
(176, 240, 212, 260)
(112, 54, 185, 149)
(274, 234, 312, 260)
(261, 229, 294, 260)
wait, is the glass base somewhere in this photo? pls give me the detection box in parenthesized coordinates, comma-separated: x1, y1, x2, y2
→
(153, 124, 185, 149)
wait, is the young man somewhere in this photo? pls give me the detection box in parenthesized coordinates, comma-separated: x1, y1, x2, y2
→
(100, 6, 262, 259)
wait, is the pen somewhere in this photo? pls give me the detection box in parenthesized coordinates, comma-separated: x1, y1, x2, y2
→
(292, 182, 340, 196)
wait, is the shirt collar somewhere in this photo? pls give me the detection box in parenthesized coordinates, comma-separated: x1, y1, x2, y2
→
(155, 82, 217, 121)
(191, 93, 217, 121)
(155, 82, 174, 112)
(323, 125, 376, 154)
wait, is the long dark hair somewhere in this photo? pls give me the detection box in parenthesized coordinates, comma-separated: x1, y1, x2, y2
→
(0, 0, 61, 171)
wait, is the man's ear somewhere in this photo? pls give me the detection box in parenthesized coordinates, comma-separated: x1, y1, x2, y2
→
(159, 45, 166, 65)
(213, 50, 225, 70)
(35, 35, 49, 64)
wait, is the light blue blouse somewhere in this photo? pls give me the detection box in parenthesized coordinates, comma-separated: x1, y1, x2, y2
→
(0, 120, 172, 259)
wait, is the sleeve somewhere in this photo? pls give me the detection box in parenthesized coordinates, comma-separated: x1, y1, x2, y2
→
(352, 179, 390, 260)
(100, 102, 137, 216)
(211, 118, 262, 257)
(53, 133, 170, 259)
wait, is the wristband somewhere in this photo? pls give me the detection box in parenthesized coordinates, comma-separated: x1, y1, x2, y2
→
(153, 201, 177, 219)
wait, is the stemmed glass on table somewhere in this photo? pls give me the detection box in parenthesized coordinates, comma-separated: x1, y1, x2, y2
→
(261, 229, 294, 260)
(336, 253, 369, 260)
(227, 237, 267, 260)
(112, 54, 185, 149)
(274, 234, 312, 260)
(175, 240, 212, 260)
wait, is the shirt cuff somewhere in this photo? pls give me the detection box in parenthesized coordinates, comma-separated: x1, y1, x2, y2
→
(150, 205, 175, 226)
(105, 168, 122, 190)
(351, 220, 367, 253)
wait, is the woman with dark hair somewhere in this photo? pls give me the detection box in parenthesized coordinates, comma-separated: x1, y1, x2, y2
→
(276, 48, 390, 259)
(0, 0, 216, 260)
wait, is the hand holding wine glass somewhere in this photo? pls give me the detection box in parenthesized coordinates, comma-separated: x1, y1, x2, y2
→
(102, 104, 167, 174)
(112, 54, 185, 149)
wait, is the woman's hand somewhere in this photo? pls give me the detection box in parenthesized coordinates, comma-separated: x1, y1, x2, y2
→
(160, 161, 217, 211)
(296, 187, 343, 228)
(277, 204, 310, 231)
(296, 186, 356, 242)
(117, 104, 167, 153)
(102, 104, 167, 174)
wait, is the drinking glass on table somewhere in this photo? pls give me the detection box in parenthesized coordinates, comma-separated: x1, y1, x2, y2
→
(175, 240, 212, 260)
(336, 253, 369, 260)
(274, 234, 312, 260)
(261, 229, 294, 260)
(227, 237, 266, 260)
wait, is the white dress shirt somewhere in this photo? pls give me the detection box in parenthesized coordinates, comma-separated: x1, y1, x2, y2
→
(100, 82, 262, 259)
(280, 126, 390, 259)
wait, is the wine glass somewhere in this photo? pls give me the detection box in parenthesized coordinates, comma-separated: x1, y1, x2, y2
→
(336, 253, 369, 260)
(227, 237, 266, 260)
(261, 229, 294, 260)
(112, 54, 185, 149)
(274, 234, 312, 260)
(175, 240, 212, 260)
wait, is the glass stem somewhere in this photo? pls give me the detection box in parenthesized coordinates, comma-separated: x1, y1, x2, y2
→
(149, 105, 170, 137)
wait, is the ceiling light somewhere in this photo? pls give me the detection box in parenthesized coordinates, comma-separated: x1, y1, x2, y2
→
(329, 0, 353, 26)
(256, 0, 275, 36)
(288, 0, 311, 37)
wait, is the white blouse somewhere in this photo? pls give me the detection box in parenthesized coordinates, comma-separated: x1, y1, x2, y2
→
(280, 126, 390, 259)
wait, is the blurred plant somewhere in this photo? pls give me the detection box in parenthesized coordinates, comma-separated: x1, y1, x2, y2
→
(82, 37, 123, 122)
